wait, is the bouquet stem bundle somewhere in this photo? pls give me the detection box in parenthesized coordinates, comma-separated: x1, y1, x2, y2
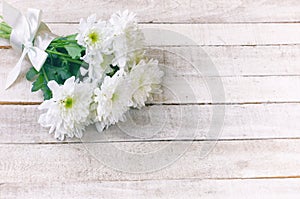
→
(0, 16, 11, 39)
(1, 16, 88, 99)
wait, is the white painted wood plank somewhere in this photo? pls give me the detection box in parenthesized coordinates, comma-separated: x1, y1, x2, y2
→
(0, 139, 299, 182)
(1, 0, 300, 23)
(141, 24, 300, 46)
(2, 23, 300, 46)
(1, 68, 300, 103)
(3, 45, 300, 78)
(1, 47, 300, 103)
(161, 75, 300, 104)
(43, 23, 300, 46)
(1, 178, 300, 199)
(162, 46, 300, 76)
(1, 104, 300, 143)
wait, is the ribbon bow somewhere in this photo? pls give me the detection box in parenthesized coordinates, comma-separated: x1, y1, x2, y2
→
(3, 2, 56, 89)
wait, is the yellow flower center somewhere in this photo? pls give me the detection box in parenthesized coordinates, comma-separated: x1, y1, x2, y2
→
(64, 97, 74, 109)
(88, 31, 100, 44)
(111, 93, 118, 102)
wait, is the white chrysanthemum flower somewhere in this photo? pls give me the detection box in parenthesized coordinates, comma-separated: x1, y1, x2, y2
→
(94, 70, 131, 131)
(109, 10, 136, 35)
(76, 14, 113, 81)
(109, 10, 145, 69)
(38, 77, 94, 140)
(129, 59, 164, 108)
(76, 14, 112, 51)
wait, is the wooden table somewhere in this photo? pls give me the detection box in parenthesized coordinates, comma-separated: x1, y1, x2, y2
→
(1, 0, 300, 198)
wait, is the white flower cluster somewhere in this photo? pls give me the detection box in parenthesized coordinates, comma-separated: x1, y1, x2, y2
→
(76, 10, 145, 80)
(38, 11, 164, 140)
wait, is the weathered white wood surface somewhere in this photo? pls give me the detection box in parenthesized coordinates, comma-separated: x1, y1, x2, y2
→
(0, 0, 300, 23)
(1, 47, 300, 103)
(0, 104, 300, 143)
(2, 75, 300, 103)
(2, 23, 300, 47)
(1, 140, 300, 182)
(1, 179, 300, 199)
(0, 0, 300, 198)
(3, 45, 300, 76)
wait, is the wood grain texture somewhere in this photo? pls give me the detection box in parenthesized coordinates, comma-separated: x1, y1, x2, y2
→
(1, 179, 300, 199)
(0, 0, 299, 197)
(2, 23, 300, 47)
(0, 139, 299, 183)
(0, 104, 300, 143)
(1, 46, 300, 103)
(2, 71, 300, 104)
(3, 45, 300, 77)
(1, 0, 300, 23)
(163, 46, 300, 76)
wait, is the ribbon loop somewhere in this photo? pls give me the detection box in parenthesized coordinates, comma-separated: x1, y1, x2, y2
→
(3, 2, 56, 89)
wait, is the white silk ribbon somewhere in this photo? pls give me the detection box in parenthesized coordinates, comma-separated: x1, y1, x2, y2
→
(3, 2, 57, 89)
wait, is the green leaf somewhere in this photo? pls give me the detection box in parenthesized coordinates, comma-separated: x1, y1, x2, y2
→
(65, 34, 78, 41)
(57, 67, 72, 80)
(26, 67, 38, 81)
(65, 43, 83, 59)
(44, 63, 72, 84)
(41, 84, 52, 100)
(31, 75, 45, 92)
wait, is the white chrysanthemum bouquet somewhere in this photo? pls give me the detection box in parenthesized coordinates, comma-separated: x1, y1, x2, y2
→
(0, 4, 164, 140)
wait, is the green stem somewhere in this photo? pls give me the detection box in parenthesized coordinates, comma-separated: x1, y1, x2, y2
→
(0, 33, 10, 39)
(51, 40, 78, 44)
(49, 41, 78, 48)
(46, 49, 71, 57)
(46, 49, 82, 65)
(0, 21, 12, 39)
(46, 49, 88, 67)
(49, 44, 72, 48)
(42, 66, 49, 82)
(0, 22, 12, 34)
